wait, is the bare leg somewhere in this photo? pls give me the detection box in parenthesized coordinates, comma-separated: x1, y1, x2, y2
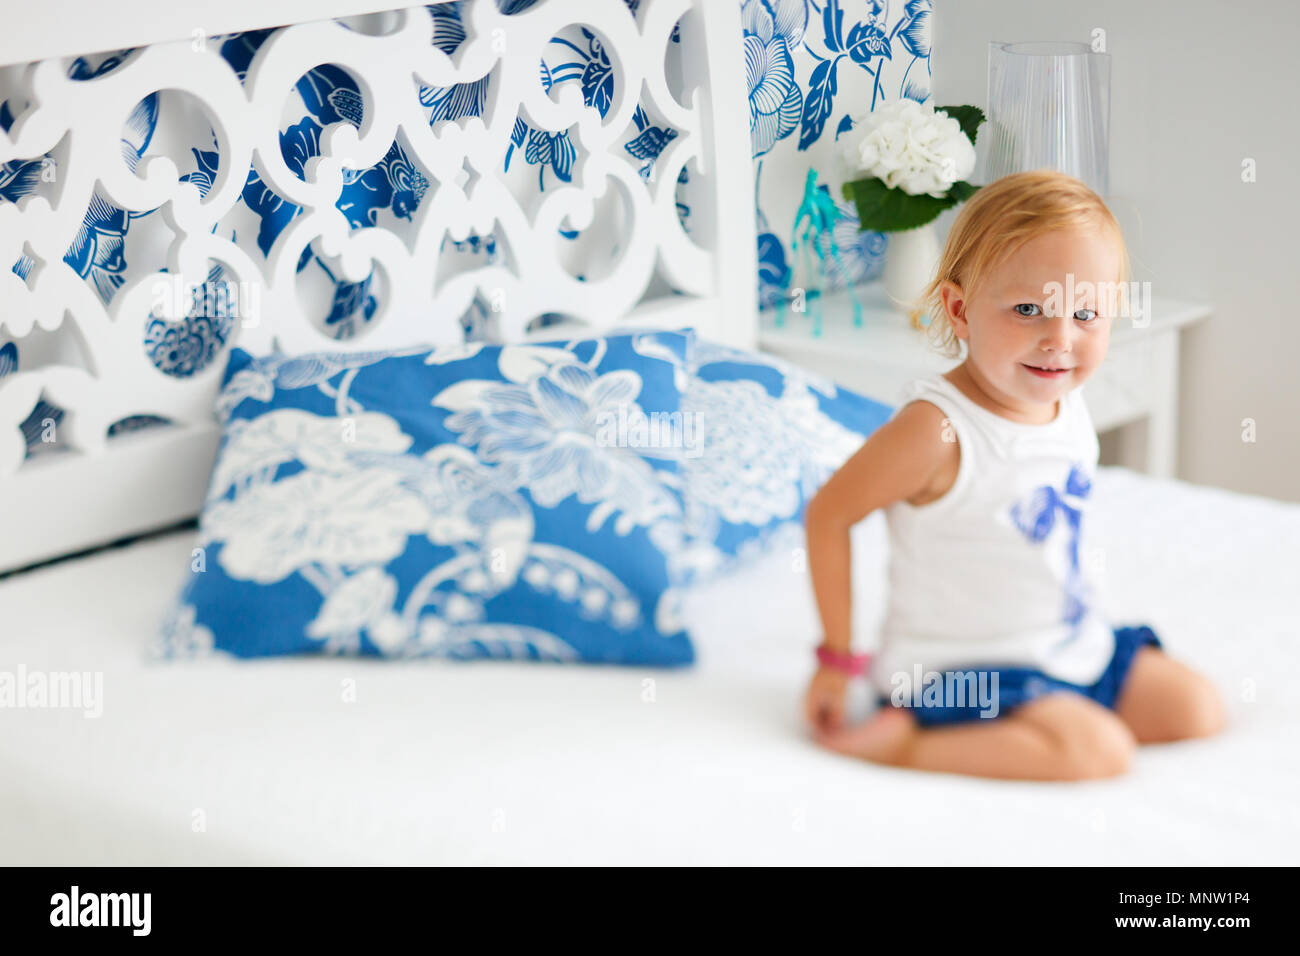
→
(815, 692, 1138, 782)
(1114, 646, 1226, 743)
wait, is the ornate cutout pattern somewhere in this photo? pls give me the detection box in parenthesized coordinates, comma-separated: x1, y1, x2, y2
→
(0, 0, 753, 484)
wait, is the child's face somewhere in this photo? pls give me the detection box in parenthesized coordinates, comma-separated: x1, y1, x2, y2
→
(940, 227, 1121, 409)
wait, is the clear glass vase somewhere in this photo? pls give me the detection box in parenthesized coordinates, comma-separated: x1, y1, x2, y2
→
(983, 40, 1111, 195)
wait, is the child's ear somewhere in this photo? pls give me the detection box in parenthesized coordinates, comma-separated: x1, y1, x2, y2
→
(939, 280, 969, 337)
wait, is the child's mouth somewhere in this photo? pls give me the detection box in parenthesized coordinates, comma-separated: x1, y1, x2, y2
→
(1022, 364, 1071, 379)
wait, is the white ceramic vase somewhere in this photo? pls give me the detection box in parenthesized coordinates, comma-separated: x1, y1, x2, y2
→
(882, 223, 941, 318)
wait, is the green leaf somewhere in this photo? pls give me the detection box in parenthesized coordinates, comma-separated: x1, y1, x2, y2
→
(936, 104, 986, 146)
(842, 177, 957, 231)
(947, 180, 980, 202)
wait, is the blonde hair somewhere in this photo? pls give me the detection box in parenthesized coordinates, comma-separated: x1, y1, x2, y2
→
(912, 169, 1131, 359)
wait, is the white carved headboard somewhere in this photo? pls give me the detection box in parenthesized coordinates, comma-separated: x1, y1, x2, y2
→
(0, 0, 756, 573)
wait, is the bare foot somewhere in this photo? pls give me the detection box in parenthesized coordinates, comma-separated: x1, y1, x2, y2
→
(815, 705, 918, 766)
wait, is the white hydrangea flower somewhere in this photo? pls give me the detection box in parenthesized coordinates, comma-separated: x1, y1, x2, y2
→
(838, 100, 976, 198)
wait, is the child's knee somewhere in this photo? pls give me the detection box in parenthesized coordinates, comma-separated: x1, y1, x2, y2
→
(1056, 707, 1137, 780)
(1065, 735, 1134, 780)
(1177, 676, 1227, 740)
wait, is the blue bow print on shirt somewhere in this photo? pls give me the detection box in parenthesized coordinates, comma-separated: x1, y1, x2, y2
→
(1008, 463, 1094, 643)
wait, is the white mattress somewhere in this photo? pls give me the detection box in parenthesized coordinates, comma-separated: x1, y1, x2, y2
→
(2, 466, 1298, 865)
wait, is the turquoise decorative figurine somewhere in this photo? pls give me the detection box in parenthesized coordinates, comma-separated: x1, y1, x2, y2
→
(789, 168, 864, 337)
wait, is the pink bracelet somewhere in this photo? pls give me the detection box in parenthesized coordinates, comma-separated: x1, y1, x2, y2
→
(815, 644, 871, 677)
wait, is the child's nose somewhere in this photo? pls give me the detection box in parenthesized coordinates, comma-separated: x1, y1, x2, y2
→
(1040, 314, 1074, 352)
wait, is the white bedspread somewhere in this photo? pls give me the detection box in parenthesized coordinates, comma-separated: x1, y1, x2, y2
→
(2, 467, 1297, 865)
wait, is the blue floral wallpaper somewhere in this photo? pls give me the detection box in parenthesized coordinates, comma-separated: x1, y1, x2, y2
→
(747, 0, 932, 310)
(0, 0, 931, 455)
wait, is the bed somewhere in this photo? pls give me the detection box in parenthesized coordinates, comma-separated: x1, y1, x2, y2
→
(2, 466, 1298, 865)
(2, 0, 1298, 867)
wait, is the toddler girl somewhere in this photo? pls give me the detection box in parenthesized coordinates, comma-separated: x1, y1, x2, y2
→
(802, 170, 1225, 781)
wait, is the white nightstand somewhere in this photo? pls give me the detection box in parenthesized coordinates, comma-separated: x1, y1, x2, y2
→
(757, 283, 1211, 478)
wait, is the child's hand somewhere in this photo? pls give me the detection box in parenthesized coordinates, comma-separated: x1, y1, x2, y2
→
(804, 665, 851, 734)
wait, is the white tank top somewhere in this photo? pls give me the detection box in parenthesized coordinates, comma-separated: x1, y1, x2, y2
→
(871, 372, 1115, 698)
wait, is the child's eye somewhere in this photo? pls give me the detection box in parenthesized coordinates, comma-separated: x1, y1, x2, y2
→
(1014, 304, 1099, 321)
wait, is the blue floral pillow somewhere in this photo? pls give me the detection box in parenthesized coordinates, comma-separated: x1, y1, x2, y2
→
(158, 329, 697, 666)
(672, 338, 894, 586)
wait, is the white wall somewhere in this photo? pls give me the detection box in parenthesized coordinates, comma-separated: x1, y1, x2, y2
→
(931, 0, 1299, 502)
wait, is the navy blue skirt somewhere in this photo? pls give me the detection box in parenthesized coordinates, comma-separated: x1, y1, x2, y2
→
(874, 625, 1162, 727)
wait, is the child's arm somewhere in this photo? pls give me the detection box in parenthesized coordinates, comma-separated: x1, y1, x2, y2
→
(803, 400, 953, 728)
